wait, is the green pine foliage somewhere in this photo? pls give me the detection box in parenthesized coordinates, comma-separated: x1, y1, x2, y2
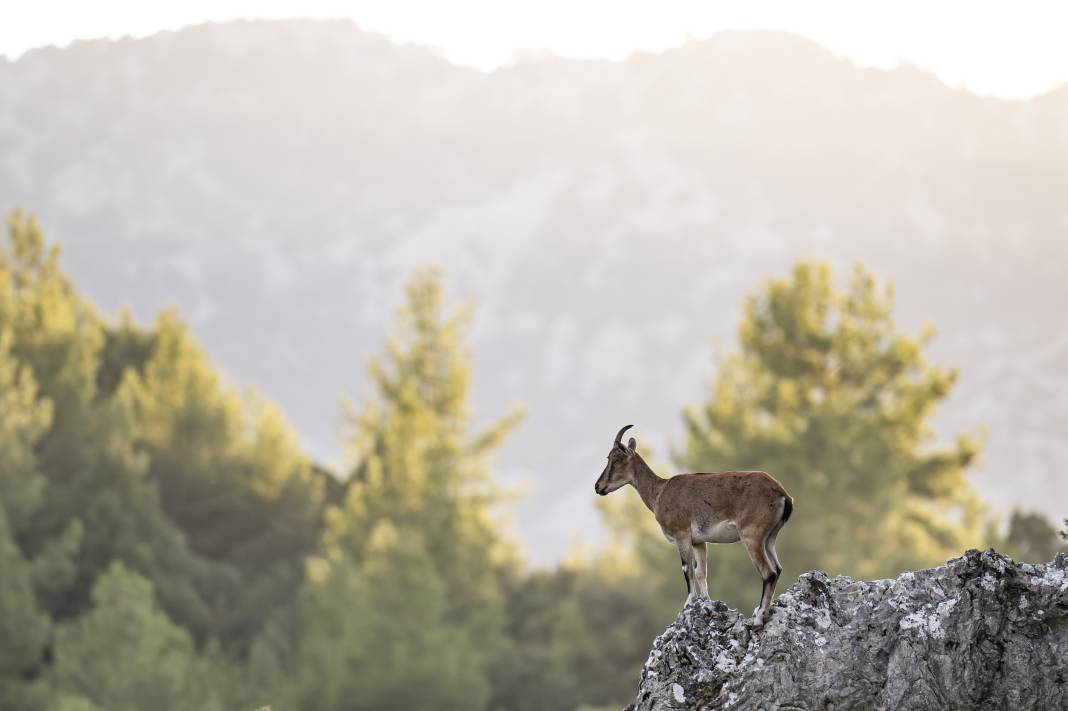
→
(48, 563, 229, 711)
(268, 270, 523, 711)
(0, 509, 53, 711)
(674, 262, 988, 606)
(0, 225, 68, 711)
(0, 213, 326, 708)
(290, 524, 489, 711)
(565, 261, 999, 702)
(3, 214, 1061, 711)
(116, 311, 325, 647)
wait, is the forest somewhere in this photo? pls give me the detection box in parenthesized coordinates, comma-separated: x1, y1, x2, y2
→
(1, 211, 1065, 711)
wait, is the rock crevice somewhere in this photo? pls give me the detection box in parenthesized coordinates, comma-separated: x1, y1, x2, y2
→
(627, 550, 1068, 710)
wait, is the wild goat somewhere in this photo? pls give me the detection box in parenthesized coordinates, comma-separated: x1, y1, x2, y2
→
(594, 425, 793, 624)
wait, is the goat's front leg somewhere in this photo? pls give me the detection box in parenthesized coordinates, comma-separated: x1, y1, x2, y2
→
(675, 536, 696, 604)
(692, 542, 709, 599)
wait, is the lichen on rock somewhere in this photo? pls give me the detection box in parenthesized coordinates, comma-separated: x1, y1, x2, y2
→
(626, 550, 1068, 710)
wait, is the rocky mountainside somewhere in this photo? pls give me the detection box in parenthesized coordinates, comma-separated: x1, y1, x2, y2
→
(628, 550, 1068, 710)
(2, 21, 1067, 561)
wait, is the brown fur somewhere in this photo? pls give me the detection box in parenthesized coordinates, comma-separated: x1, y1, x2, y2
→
(654, 471, 789, 539)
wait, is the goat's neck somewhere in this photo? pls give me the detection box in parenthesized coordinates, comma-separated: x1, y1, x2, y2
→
(629, 455, 667, 514)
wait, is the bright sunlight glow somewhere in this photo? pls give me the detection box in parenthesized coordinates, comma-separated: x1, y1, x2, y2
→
(3, 0, 1067, 99)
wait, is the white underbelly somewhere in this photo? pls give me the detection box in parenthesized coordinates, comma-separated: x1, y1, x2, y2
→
(692, 518, 740, 544)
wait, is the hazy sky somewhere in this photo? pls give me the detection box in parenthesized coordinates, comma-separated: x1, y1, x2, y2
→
(4, 0, 1067, 99)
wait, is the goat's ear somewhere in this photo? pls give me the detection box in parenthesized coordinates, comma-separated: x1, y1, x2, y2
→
(627, 437, 637, 453)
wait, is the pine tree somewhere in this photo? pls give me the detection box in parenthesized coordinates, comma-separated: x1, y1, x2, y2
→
(291, 523, 488, 711)
(330, 269, 521, 629)
(48, 563, 227, 711)
(1, 212, 200, 626)
(0, 511, 52, 711)
(0, 231, 69, 711)
(279, 270, 522, 711)
(1, 213, 324, 648)
(115, 311, 324, 647)
(671, 262, 987, 606)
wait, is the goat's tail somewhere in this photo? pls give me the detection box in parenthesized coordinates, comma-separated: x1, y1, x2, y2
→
(781, 496, 794, 523)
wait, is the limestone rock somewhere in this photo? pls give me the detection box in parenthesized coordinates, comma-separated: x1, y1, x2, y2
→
(627, 550, 1068, 710)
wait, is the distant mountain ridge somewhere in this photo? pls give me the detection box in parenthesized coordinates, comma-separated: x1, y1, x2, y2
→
(2, 20, 1066, 563)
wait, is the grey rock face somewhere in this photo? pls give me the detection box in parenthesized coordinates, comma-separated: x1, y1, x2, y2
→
(628, 550, 1068, 710)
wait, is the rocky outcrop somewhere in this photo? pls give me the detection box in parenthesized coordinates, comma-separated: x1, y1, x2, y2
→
(627, 550, 1068, 710)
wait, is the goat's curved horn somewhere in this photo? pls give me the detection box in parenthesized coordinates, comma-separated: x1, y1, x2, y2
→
(614, 424, 634, 449)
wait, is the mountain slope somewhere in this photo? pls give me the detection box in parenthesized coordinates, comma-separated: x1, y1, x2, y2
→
(2, 20, 1066, 562)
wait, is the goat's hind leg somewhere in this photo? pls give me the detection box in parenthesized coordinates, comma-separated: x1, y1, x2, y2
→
(741, 533, 778, 627)
(764, 519, 784, 577)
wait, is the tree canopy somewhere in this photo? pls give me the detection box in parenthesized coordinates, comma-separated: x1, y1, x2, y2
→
(599, 262, 988, 615)
(1, 215, 1056, 711)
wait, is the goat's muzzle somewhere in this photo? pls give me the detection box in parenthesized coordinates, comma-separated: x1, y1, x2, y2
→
(595, 462, 610, 495)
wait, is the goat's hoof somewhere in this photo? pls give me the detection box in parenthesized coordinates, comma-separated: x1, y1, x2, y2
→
(750, 608, 770, 628)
